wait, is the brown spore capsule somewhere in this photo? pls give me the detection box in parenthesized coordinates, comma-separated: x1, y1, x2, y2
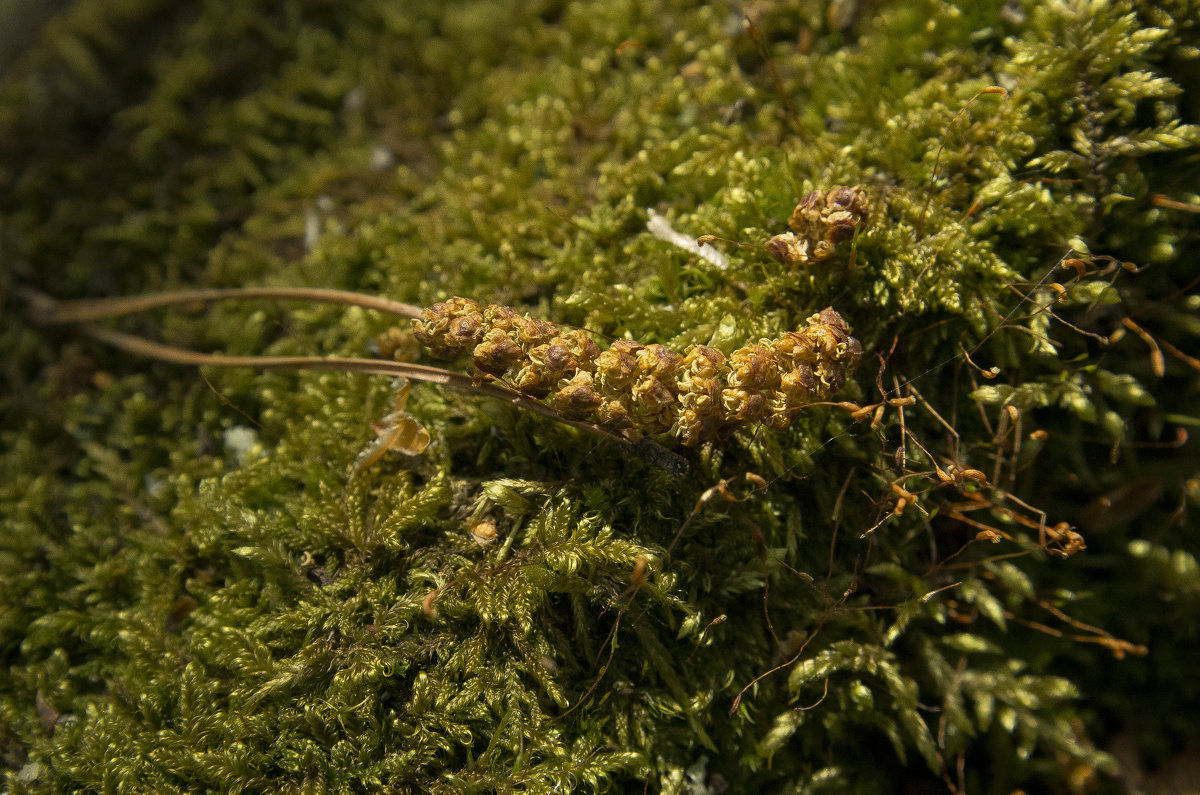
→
(554, 372, 603, 418)
(769, 185, 870, 267)
(637, 344, 684, 379)
(594, 341, 641, 391)
(473, 329, 525, 375)
(412, 297, 863, 447)
(727, 344, 779, 391)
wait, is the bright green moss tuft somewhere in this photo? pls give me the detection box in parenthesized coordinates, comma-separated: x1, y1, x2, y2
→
(2, 0, 1199, 792)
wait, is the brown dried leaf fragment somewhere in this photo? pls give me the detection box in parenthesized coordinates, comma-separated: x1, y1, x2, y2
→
(353, 378, 432, 473)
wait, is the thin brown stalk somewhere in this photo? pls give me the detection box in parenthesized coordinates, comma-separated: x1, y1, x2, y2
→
(76, 324, 685, 473)
(23, 286, 423, 325)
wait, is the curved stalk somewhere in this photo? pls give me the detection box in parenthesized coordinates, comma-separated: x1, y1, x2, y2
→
(23, 286, 423, 324)
(77, 324, 687, 474)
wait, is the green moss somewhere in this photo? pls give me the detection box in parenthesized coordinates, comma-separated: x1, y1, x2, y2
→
(2, 0, 1199, 791)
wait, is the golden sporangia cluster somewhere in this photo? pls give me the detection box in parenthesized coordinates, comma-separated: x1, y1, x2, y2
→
(766, 185, 870, 266)
(414, 299, 863, 445)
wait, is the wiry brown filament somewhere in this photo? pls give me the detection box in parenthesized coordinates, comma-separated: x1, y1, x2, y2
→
(21, 285, 423, 325)
(72, 323, 673, 461)
(23, 287, 688, 472)
(26, 284, 860, 464)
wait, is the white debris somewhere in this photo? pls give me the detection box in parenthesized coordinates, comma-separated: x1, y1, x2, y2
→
(646, 208, 729, 270)
(304, 207, 321, 252)
(18, 762, 42, 783)
(369, 144, 396, 171)
(223, 425, 263, 465)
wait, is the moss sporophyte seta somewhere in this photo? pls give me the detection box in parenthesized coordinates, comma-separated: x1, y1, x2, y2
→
(26, 186, 869, 460)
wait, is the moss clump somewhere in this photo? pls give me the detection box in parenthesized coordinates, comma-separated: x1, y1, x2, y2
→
(2, 0, 1199, 792)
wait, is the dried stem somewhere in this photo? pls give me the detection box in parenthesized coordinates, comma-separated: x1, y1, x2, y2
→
(75, 323, 681, 468)
(22, 286, 423, 325)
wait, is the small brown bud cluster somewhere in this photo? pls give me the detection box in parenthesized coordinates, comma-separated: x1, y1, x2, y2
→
(766, 185, 870, 267)
(414, 299, 863, 445)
